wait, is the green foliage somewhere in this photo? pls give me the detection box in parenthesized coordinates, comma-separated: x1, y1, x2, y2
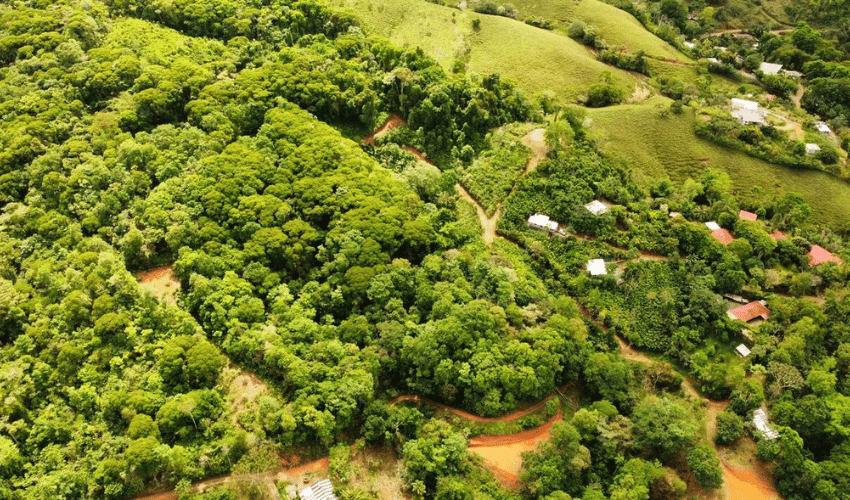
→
(586, 72, 627, 107)
(714, 409, 744, 444)
(687, 444, 723, 489)
(632, 396, 699, 460)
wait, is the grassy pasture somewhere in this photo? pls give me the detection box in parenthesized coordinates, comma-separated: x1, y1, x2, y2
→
(509, 0, 690, 62)
(586, 96, 850, 227)
(326, 0, 638, 102)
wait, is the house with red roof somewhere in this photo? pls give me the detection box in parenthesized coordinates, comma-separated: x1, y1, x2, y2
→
(726, 300, 770, 323)
(738, 210, 758, 221)
(809, 245, 843, 266)
(769, 231, 788, 241)
(711, 228, 735, 245)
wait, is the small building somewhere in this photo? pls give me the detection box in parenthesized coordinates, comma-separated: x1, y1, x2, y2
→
(805, 143, 821, 155)
(705, 221, 721, 230)
(727, 300, 770, 323)
(735, 344, 751, 357)
(809, 244, 843, 266)
(711, 228, 735, 245)
(815, 121, 832, 134)
(586, 259, 607, 276)
(733, 108, 767, 126)
(731, 98, 759, 111)
(527, 213, 559, 232)
(683, 41, 696, 49)
(706, 57, 720, 64)
(669, 211, 682, 218)
(783, 70, 803, 78)
(753, 409, 779, 440)
(300, 479, 338, 500)
(723, 294, 748, 304)
(769, 230, 788, 241)
(738, 210, 758, 221)
(760, 62, 783, 75)
(585, 200, 609, 215)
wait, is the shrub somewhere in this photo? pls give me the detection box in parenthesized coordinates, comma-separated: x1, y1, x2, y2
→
(687, 444, 723, 489)
(714, 409, 744, 444)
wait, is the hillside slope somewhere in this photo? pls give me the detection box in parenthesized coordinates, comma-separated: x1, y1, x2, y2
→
(586, 97, 850, 226)
(326, 0, 639, 101)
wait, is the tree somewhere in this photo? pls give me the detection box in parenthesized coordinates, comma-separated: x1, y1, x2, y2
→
(632, 396, 699, 460)
(687, 445, 723, 488)
(715, 410, 744, 445)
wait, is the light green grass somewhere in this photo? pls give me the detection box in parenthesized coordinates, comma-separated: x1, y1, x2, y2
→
(468, 14, 636, 101)
(509, 0, 689, 62)
(326, 0, 638, 102)
(586, 96, 850, 227)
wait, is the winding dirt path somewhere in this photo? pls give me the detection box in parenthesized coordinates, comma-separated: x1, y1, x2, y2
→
(362, 114, 405, 145)
(456, 183, 500, 244)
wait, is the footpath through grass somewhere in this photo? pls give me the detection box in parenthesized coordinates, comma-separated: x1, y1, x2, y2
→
(326, 0, 638, 102)
(586, 96, 850, 227)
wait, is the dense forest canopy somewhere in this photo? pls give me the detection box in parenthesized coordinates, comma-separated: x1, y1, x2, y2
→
(2, 0, 850, 499)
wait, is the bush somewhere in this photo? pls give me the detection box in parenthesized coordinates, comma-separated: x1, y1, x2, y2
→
(687, 444, 723, 489)
(568, 19, 587, 39)
(714, 410, 744, 444)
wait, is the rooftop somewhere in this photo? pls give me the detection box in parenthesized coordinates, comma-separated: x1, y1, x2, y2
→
(705, 221, 721, 230)
(528, 214, 559, 231)
(727, 301, 770, 322)
(300, 479, 338, 500)
(815, 121, 831, 134)
(735, 344, 751, 357)
(805, 143, 821, 155)
(738, 210, 758, 221)
(753, 409, 779, 440)
(760, 62, 783, 74)
(731, 98, 759, 111)
(586, 259, 607, 276)
(809, 244, 843, 266)
(585, 200, 609, 215)
(712, 228, 735, 245)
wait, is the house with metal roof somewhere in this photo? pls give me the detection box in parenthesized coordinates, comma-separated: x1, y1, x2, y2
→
(585, 200, 609, 215)
(727, 301, 770, 323)
(809, 244, 843, 266)
(738, 210, 758, 221)
(528, 213, 559, 232)
(300, 479, 338, 500)
(753, 409, 779, 440)
(759, 62, 783, 75)
(586, 259, 607, 276)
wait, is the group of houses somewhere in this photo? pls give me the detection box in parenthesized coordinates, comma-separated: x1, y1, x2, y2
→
(729, 98, 832, 155)
(705, 211, 843, 266)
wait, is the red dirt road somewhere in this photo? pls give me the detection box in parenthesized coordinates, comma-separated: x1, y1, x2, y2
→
(362, 114, 406, 145)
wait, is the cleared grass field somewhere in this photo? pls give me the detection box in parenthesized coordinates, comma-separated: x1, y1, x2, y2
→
(509, 0, 690, 62)
(586, 96, 850, 227)
(326, 0, 638, 102)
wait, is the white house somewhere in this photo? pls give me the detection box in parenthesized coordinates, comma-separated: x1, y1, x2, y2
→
(683, 41, 695, 49)
(705, 221, 721, 230)
(815, 121, 832, 134)
(706, 57, 721, 64)
(585, 200, 609, 215)
(753, 409, 779, 440)
(806, 143, 821, 155)
(760, 62, 783, 75)
(586, 259, 607, 276)
(528, 213, 559, 232)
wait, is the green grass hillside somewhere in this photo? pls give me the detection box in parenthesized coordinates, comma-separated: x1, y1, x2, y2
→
(327, 0, 638, 101)
(586, 97, 850, 226)
(509, 0, 690, 62)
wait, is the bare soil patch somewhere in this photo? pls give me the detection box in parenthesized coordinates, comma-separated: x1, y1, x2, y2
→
(455, 183, 500, 245)
(362, 114, 406, 144)
(468, 411, 561, 489)
(137, 265, 180, 305)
